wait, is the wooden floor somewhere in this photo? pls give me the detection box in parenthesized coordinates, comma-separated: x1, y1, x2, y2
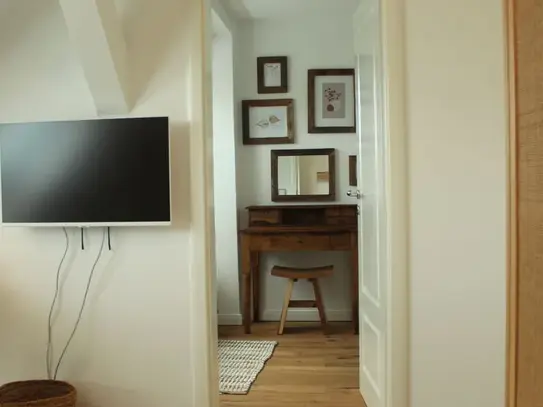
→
(219, 322, 367, 407)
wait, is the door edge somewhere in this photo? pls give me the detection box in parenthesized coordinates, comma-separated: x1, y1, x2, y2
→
(505, 0, 518, 405)
(381, 0, 410, 406)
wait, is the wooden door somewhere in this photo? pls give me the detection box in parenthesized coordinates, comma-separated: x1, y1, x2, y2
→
(508, 0, 543, 406)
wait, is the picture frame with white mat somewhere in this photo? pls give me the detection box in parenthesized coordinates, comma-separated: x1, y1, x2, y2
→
(242, 99, 294, 145)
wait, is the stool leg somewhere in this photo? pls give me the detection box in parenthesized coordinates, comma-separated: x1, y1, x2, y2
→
(311, 279, 327, 331)
(278, 279, 295, 335)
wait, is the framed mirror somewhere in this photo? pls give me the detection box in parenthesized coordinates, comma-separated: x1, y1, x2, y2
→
(271, 148, 336, 202)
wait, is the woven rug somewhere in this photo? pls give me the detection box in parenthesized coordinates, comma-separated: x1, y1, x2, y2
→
(218, 339, 277, 395)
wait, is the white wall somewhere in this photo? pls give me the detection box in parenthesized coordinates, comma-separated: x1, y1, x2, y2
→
(235, 13, 358, 321)
(212, 11, 241, 325)
(405, 0, 507, 406)
(0, 1, 199, 407)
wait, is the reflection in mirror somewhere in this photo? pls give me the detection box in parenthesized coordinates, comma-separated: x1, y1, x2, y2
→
(271, 148, 335, 202)
(277, 155, 330, 195)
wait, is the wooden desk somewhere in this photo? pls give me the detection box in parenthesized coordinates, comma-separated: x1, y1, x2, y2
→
(239, 204, 359, 334)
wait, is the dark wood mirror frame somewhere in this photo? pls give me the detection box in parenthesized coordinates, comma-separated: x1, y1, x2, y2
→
(271, 148, 336, 202)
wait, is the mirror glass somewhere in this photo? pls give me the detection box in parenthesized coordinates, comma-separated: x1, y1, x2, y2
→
(277, 155, 330, 196)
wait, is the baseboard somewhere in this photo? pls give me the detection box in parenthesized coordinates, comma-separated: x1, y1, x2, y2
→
(217, 310, 351, 325)
(217, 313, 242, 325)
(262, 309, 351, 322)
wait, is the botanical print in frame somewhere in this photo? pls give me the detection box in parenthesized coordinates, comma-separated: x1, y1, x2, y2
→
(257, 56, 288, 94)
(308, 69, 356, 133)
(242, 99, 294, 145)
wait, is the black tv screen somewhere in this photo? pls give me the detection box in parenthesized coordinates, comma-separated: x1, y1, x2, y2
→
(0, 117, 171, 226)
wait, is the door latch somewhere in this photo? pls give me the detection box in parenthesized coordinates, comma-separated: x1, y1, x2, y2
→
(346, 190, 362, 199)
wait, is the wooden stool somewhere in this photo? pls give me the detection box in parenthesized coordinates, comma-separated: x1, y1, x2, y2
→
(271, 265, 333, 335)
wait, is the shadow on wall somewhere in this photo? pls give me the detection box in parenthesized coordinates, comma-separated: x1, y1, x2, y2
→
(235, 22, 260, 214)
(0, 254, 51, 381)
(169, 123, 192, 229)
(117, 0, 185, 105)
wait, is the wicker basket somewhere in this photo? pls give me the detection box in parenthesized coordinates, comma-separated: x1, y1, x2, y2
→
(0, 380, 76, 407)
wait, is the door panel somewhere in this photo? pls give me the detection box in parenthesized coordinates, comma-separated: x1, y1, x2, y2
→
(361, 315, 382, 395)
(354, 1, 388, 406)
(361, 198, 380, 304)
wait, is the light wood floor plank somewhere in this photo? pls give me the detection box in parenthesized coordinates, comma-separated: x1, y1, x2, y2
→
(219, 322, 366, 407)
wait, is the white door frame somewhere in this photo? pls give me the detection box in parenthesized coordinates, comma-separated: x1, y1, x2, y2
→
(190, 0, 409, 406)
(378, 0, 408, 405)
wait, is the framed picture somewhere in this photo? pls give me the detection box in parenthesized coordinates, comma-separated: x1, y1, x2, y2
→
(242, 99, 294, 145)
(308, 68, 356, 134)
(257, 56, 288, 94)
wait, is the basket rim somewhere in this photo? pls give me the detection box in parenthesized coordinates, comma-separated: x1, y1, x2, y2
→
(0, 380, 76, 405)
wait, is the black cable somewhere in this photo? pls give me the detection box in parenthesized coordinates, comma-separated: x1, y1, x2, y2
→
(107, 227, 111, 251)
(46, 227, 70, 379)
(81, 228, 85, 250)
(53, 228, 106, 380)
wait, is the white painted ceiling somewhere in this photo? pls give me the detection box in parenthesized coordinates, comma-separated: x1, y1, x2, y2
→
(222, 0, 360, 20)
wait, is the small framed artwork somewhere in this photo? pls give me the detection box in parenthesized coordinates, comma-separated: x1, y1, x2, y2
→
(242, 99, 294, 145)
(308, 68, 356, 134)
(257, 56, 288, 94)
(349, 155, 357, 186)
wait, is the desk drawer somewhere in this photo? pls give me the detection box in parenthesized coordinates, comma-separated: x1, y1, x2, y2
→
(249, 210, 281, 226)
(326, 207, 357, 217)
(330, 234, 352, 249)
(327, 216, 357, 226)
(254, 234, 332, 251)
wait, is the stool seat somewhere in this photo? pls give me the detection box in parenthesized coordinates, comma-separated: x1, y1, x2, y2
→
(271, 264, 334, 334)
(271, 265, 334, 279)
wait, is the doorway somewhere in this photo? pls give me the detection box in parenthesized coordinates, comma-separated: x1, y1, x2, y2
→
(205, 1, 408, 406)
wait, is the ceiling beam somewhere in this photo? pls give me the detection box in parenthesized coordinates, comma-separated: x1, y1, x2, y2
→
(59, 0, 131, 115)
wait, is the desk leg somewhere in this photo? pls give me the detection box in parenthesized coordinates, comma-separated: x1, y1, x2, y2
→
(351, 243, 359, 334)
(251, 252, 261, 322)
(241, 235, 252, 334)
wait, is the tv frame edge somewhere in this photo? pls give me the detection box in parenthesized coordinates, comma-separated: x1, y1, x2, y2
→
(0, 116, 173, 228)
(0, 221, 172, 228)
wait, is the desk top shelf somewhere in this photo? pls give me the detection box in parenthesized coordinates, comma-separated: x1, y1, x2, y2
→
(243, 204, 357, 230)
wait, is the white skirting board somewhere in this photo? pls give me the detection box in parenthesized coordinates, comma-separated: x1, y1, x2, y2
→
(262, 309, 351, 322)
(217, 310, 351, 325)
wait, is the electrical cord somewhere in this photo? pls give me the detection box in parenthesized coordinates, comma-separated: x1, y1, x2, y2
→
(46, 227, 70, 379)
(53, 228, 107, 380)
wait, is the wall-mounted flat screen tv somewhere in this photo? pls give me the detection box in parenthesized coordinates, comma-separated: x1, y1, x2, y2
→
(0, 116, 171, 227)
